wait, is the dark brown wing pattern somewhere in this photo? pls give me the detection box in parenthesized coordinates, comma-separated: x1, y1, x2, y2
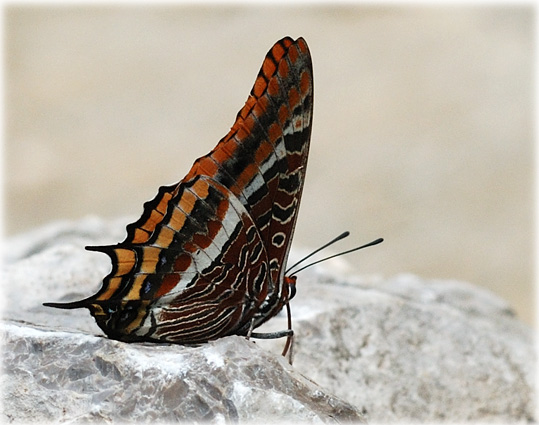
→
(45, 37, 314, 344)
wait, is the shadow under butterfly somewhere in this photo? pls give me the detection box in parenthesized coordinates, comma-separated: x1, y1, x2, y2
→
(44, 37, 383, 363)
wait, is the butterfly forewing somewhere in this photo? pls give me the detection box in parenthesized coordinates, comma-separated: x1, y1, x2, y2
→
(45, 37, 313, 344)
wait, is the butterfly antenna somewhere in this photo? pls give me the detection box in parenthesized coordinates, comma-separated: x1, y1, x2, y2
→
(289, 237, 383, 276)
(285, 231, 350, 275)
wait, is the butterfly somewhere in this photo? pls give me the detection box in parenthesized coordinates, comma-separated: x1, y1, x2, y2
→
(45, 36, 314, 354)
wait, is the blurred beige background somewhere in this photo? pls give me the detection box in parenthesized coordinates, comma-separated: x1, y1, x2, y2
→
(5, 6, 534, 325)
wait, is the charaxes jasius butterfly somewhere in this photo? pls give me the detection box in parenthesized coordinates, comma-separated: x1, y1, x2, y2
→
(45, 36, 314, 355)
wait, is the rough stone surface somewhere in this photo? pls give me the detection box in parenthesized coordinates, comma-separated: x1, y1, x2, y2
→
(258, 274, 536, 423)
(3, 324, 360, 423)
(2, 217, 535, 423)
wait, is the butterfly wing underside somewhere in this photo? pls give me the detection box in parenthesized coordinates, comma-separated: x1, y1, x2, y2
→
(46, 37, 313, 344)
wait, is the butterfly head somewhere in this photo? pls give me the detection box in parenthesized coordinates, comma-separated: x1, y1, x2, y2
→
(284, 275, 297, 300)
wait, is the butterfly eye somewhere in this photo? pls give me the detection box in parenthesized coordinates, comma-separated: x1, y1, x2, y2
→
(289, 283, 297, 300)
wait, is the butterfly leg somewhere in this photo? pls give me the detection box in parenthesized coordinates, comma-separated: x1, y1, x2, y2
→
(245, 318, 256, 340)
(245, 318, 293, 339)
(249, 329, 293, 339)
(249, 302, 294, 364)
(282, 302, 294, 364)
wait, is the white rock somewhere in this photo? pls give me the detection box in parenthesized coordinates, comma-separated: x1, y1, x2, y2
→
(2, 217, 535, 423)
(257, 272, 535, 423)
(2, 322, 361, 423)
